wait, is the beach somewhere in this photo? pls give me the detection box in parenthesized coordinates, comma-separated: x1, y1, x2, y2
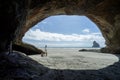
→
(29, 48, 119, 70)
(0, 48, 119, 80)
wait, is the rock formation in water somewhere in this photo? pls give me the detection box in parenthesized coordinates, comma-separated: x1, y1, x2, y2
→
(0, 0, 120, 54)
(92, 41, 100, 48)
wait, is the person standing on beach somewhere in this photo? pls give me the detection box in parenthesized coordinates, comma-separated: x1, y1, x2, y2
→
(41, 45, 47, 57)
(45, 45, 47, 56)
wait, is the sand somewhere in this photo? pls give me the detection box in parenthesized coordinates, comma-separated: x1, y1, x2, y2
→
(29, 48, 119, 70)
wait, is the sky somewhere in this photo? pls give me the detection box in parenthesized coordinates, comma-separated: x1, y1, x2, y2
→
(23, 15, 105, 48)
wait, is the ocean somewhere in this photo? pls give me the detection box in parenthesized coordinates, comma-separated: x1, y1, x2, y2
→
(40, 47, 101, 54)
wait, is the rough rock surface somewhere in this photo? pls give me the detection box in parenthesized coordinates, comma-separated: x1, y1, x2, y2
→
(0, 0, 120, 53)
(13, 42, 45, 55)
(0, 51, 49, 80)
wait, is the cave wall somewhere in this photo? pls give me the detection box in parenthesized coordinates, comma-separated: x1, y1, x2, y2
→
(1, 0, 120, 53)
(0, 0, 29, 52)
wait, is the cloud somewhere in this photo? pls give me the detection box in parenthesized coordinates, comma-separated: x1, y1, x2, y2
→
(91, 32, 102, 35)
(23, 29, 104, 42)
(41, 21, 47, 24)
(82, 28, 90, 33)
(23, 28, 106, 47)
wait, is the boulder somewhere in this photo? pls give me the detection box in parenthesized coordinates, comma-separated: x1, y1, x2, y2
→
(13, 42, 45, 55)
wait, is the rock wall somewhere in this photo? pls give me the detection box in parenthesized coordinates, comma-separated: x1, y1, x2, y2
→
(1, 0, 120, 53)
(0, 0, 28, 52)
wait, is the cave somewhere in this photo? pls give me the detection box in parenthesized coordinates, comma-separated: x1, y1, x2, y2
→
(0, 0, 120, 80)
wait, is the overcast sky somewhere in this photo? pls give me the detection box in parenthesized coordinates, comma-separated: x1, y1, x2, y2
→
(23, 15, 105, 48)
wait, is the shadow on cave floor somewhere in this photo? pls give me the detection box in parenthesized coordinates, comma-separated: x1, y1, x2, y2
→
(0, 51, 120, 80)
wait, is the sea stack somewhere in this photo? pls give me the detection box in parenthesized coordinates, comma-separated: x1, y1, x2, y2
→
(92, 41, 100, 48)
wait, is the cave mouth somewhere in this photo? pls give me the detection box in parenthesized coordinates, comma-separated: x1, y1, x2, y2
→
(23, 15, 105, 48)
(21, 15, 119, 70)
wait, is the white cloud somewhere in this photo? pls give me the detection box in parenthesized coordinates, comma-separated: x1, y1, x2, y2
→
(91, 32, 101, 35)
(82, 28, 90, 33)
(41, 21, 47, 24)
(23, 29, 106, 47)
(23, 29, 105, 43)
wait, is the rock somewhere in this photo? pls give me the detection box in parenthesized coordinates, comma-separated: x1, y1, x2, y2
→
(79, 49, 88, 51)
(79, 48, 100, 52)
(0, 51, 49, 80)
(101, 47, 120, 54)
(13, 42, 45, 55)
(92, 41, 100, 48)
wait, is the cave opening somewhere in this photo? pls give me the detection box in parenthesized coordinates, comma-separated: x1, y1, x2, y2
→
(23, 15, 105, 49)
(21, 15, 119, 70)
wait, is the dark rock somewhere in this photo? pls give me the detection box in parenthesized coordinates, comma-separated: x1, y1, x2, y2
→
(79, 49, 88, 51)
(92, 41, 100, 48)
(0, 51, 49, 80)
(79, 48, 100, 53)
(101, 47, 120, 54)
(13, 42, 45, 55)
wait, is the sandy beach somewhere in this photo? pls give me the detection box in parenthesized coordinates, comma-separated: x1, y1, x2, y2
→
(29, 48, 119, 70)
